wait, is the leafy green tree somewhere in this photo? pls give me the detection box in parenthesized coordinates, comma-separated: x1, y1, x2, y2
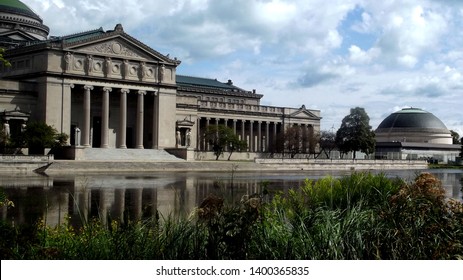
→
(19, 122, 68, 154)
(0, 123, 8, 153)
(204, 125, 247, 160)
(284, 126, 303, 158)
(450, 130, 461, 144)
(0, 48, 11, 67)
(318, 130, 337, 158)
(275, 126, 317, 158)
(335, 107, 375, 159)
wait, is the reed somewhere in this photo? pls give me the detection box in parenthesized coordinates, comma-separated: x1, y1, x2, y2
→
(1, 172, 462, 260)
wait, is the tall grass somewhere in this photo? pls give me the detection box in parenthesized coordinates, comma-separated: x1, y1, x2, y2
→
(1, 172, 462, 259)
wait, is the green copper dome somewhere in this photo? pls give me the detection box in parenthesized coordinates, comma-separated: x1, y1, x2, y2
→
(0, 0, 42, 21)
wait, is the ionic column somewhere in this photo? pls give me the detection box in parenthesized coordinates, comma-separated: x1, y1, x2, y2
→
(265, 122, 270, 152)
(249, 120, 254, 152)
(232, 119, 237, 134)
(273, 122, 278, 150)
(257, 121, 262, 152)
(206, 118, 210, 150)
(101, 87, 112, 148)
(241, 120, 245, 142)
(119, 89, 129, 149)
(82, 85, 93, 147)
(136, 90, 146, 149)
(197, 117, 202, 150)
(151, 91, 158, 149)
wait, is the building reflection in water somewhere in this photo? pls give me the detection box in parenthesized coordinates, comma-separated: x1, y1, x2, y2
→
(1, 170, 461, 228)
(0, 174, 301, 228)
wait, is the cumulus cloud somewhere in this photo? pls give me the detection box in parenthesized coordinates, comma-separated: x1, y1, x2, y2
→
(20, 0, 463, 134)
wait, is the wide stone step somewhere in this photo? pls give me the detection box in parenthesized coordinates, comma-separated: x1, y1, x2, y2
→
(76, 148, 184, 161)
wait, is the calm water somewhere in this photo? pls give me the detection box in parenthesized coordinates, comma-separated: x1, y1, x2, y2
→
(1, 169, 461, 228)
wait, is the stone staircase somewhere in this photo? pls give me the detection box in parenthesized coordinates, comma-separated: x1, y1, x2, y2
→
(75, 148, 185, 161)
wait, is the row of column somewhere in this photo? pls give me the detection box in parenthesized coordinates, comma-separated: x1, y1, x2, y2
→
(198, 117, 281, 152)
(81, 85, 155, 149)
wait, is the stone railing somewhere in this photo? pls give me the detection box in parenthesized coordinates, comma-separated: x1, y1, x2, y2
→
(199, 101, 284, 114)
(0, 154, 54, 162)
(254, 158, 428, 170)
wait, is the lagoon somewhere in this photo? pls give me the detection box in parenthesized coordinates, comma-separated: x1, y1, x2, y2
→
(1, 169, 461, 228)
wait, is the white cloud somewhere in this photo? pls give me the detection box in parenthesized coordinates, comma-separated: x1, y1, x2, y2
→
(19, 0, 463, 134)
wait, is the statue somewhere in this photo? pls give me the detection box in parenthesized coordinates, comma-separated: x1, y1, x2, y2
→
(122, 60, 129, 78)
(186, 129, 191, 147)
(64, 52, 72, 71)
(105, 57, 112, 76)
(86, 55, 93, 73)
(75, 127, 81, 146)
(3, 122, 10, 137)
(176, 130, 181, 147)
(140, 61, 148, 79)
(159, 64, 165, 82)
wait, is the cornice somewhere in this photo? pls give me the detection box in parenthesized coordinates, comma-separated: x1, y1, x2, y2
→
(178, 85, 263, 99)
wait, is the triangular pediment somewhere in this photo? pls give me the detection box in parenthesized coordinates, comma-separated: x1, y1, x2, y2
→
(2, 109, 30, 121)
(288, 105, 321, 120)
(176, 119, 195, 127)
(61, 26, 179, 65)
(68, 36, 168, 63)
(0, 30, 37, 41)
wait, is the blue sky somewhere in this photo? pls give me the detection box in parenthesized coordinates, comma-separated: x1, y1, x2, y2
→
(24, 0, 463, 136)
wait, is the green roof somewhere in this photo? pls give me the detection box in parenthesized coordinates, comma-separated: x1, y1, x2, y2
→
(0, 0, 41, 20)
(1, 0, 32, 11)
(176, 75, 237, 90)
(59, 28, 105, 44)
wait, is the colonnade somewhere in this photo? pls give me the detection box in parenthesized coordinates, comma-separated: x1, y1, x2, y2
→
(79, 85, 157, 149)
(197, 117, 314, 153)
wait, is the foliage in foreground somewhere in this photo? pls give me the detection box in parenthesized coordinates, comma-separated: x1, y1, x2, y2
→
(1, 172, 462, 260)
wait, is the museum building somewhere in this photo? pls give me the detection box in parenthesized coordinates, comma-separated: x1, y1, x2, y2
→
(375, 108, 460, 163)
(0, 0, 321, 160)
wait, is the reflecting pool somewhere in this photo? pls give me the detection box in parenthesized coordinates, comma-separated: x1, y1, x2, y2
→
(1, 169, 461, 228)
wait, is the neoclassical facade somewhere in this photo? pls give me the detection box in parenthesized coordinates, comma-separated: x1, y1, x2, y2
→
(0, 1, 321, 160)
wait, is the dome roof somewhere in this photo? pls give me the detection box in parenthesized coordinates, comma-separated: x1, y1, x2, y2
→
(0, 0, 49, 45)
(0, 0, 42, 21)
(375, 108, 452, 145)
(377, 108, 449, 131)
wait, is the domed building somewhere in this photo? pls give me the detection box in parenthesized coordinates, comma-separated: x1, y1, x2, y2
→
(375, 108, 460, 163)
(0, 1, 320, 160)
(0, 0, 49, 48)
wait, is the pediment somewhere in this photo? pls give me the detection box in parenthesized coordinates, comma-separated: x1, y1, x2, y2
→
(288, 105, 321, 120)
(66, 35, 174, 64)
(0, 30, 37, 41)
(2, 109, 30, 121)
(176, 119, 195, 127)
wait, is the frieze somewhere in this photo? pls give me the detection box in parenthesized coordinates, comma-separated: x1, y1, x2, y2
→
(79, 40, 143, 59)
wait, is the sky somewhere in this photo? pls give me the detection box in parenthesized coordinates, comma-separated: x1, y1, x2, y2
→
(23, 0, 463, 136)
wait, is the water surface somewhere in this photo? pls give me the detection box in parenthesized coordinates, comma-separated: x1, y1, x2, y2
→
(1, 169, 461, 228)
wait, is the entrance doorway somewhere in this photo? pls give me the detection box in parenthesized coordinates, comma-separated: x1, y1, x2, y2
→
(92, 117, 101, 147)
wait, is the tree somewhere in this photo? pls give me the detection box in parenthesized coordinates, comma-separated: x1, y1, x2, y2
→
(318, 130, 337, 158)
(18, 122, 69, 154)
(335, 107, 375, 159)
(0, 123, 8, 153)
(0, 48, 11, 67)
(204, 125, 247, 160)
(276, 126, 314, 158)
(450, 130, 461, 144)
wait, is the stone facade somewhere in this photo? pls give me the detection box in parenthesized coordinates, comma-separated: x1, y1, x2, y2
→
(0, 3, 321, 160)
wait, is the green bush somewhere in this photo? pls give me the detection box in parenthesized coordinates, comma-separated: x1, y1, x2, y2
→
(1, 172, 462, 260)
